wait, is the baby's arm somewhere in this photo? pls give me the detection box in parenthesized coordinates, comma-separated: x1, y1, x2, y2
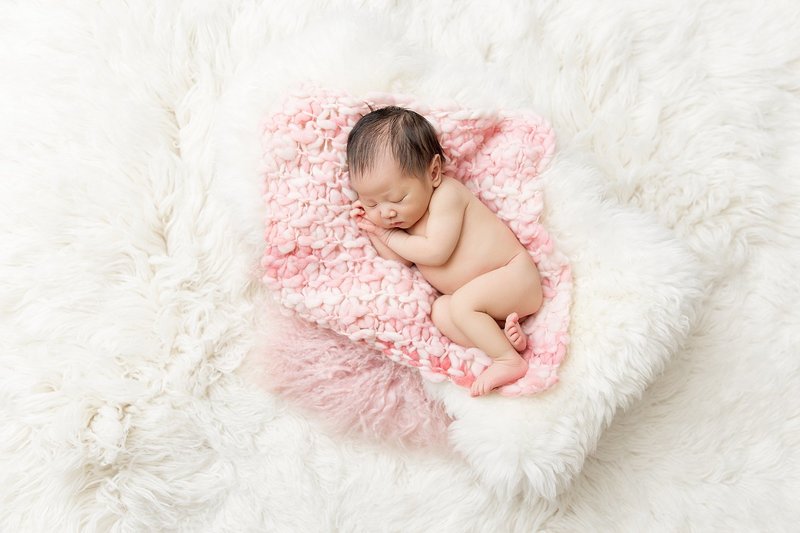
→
(360, 186, 467, 267)
(365, 232, 413, 267)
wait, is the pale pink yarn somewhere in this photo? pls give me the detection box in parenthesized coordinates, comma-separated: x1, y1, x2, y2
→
(260, 89, 572, 396)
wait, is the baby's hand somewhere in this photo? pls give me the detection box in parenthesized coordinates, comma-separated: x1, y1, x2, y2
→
(356, 216, 382, 236)
(350, 200, 403, 246)
(350, 200, 379, 234)
(349, 199, 366, 220)
(351, 204, 398, 243)
(350, 200, 380, 235)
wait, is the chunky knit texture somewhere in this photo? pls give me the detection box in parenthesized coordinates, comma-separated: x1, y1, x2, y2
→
(260, 90, 572, 396)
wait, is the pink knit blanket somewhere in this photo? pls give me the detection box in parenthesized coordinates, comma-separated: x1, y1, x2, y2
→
(260, 89, 572, 396)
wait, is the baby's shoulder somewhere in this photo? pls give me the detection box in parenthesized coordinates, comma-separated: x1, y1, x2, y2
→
(430, 178, 469, 214)
(433, 176, 472, 205)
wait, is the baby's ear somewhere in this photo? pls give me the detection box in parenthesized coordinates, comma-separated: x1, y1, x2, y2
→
(429, 154, 442, 186)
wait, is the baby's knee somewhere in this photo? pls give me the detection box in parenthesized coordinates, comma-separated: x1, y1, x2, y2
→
(448, 291, 477, 325)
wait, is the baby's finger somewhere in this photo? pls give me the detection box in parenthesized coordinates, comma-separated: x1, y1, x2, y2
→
(357, 219, 375, 233)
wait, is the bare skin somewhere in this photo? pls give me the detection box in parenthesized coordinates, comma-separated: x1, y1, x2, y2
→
(350, 149, 543, 397)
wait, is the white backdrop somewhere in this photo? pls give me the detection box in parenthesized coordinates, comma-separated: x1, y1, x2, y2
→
(1, 1, 799, 531)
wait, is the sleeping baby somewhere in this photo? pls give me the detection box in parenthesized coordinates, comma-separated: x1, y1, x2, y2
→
(347, 106, 544, 397)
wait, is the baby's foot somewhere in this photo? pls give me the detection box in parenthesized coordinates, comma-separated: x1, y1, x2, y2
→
(503, 312, 528, 352)
(470, 353, 529, 397)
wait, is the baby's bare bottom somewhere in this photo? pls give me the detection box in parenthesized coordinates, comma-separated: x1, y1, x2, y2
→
(431, 252, 543, 397)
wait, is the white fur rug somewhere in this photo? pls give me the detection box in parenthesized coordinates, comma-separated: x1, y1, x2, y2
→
(2, 1, 799, 531)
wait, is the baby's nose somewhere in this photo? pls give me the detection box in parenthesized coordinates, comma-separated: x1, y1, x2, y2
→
(381, 206, 397, 219)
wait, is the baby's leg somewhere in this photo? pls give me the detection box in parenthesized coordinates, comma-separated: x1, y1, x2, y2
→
(431, 295, 473, 347)
(449, 253, 543, 397)
(433, 295, 518, 349)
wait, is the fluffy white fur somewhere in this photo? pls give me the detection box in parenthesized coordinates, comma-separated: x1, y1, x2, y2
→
(2, 0, 799, 531)
(430, 153, 703, 500)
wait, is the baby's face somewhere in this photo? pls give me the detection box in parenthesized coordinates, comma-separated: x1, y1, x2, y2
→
(351, 151, 435, 230)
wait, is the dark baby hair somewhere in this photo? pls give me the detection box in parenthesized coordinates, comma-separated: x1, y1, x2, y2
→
(346, 106, 445, 180)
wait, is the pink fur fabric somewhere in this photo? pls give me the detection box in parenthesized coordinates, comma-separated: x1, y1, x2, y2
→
(258, 309, 452, 449)
(260, 89, 572, 396)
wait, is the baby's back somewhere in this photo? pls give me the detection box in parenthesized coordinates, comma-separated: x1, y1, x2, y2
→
(412, 177, 526, 295)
